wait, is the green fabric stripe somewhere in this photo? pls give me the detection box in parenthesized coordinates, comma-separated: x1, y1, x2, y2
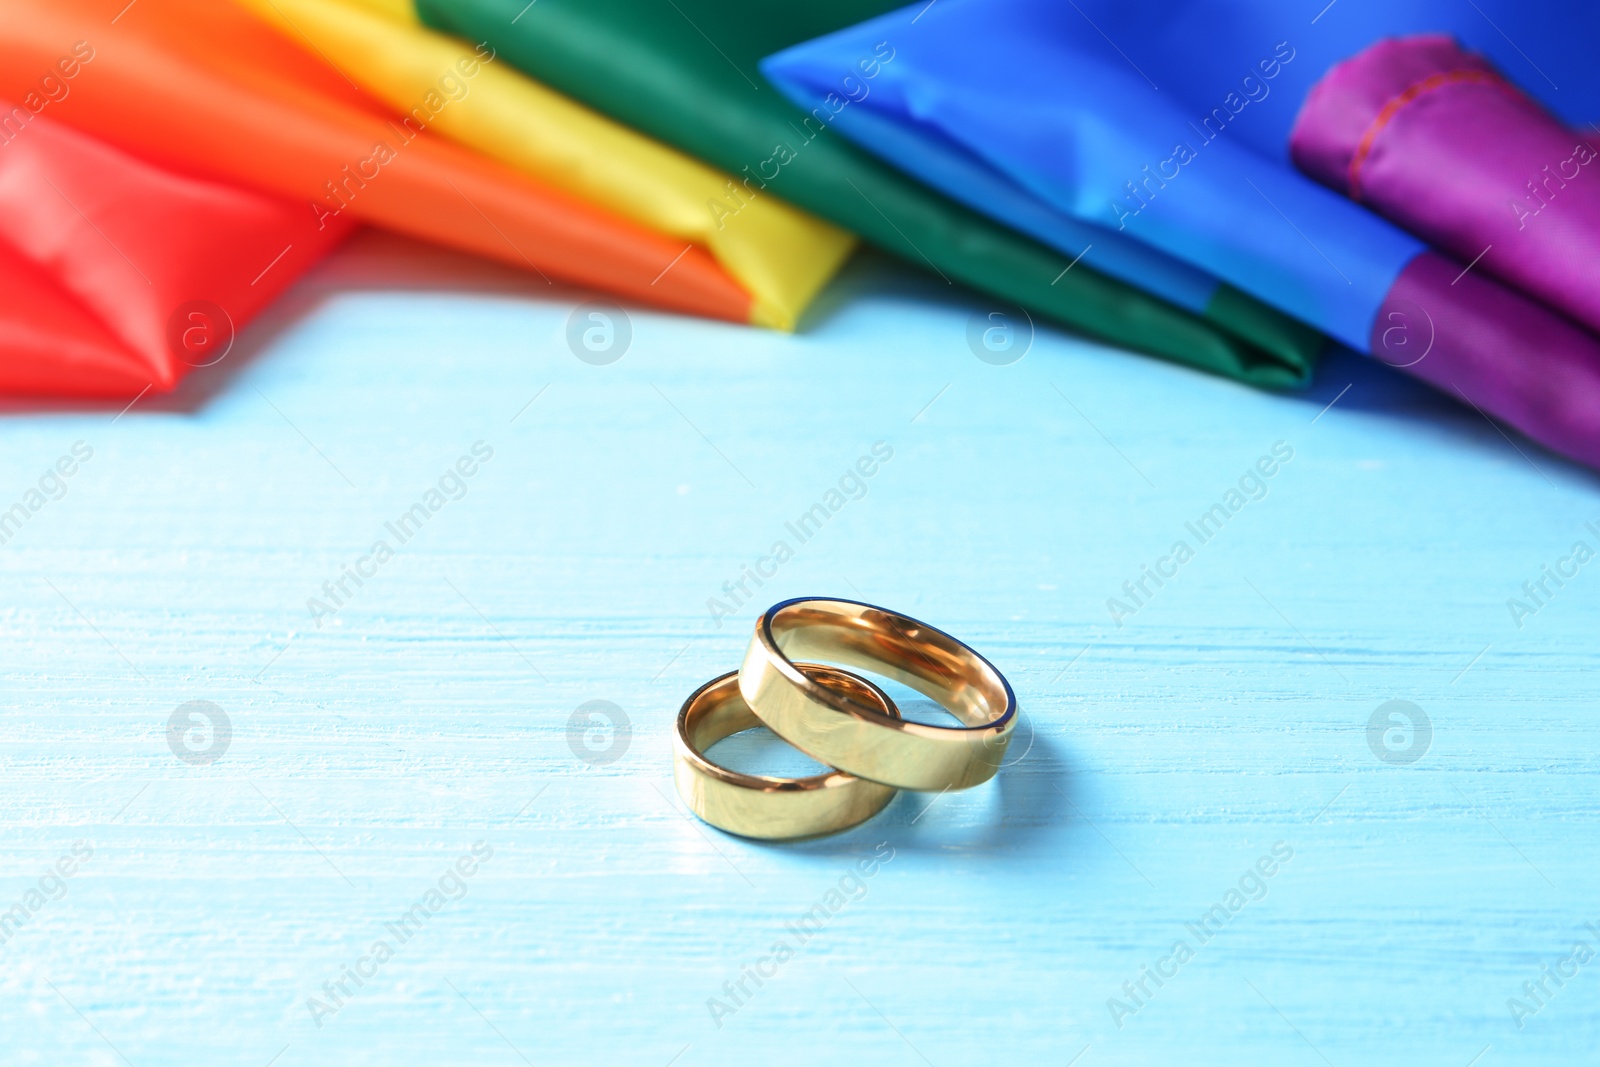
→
(418, 0, 1323, 386)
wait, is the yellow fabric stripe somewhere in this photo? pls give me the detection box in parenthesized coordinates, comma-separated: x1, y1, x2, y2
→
(234, 0, 856, 329)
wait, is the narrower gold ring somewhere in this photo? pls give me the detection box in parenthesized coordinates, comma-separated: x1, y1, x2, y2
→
(674, 664, 900, 840)
(739, 597, 1016, 791)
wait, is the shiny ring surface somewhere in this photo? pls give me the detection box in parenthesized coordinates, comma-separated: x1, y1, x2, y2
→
(673, 663, 900, 840)
(739, 597, 1016, 791)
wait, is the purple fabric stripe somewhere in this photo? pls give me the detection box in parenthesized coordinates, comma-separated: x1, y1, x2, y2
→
(1378, 251, 1600, 470)
(1293, 35, 1600, 336)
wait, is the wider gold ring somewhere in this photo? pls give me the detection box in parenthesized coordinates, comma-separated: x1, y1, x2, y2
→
(673, 664, 900, 840)
(740, 597, 1016, 791)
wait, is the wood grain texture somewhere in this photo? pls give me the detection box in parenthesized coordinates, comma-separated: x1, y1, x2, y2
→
(1, 231, 1596, 1066)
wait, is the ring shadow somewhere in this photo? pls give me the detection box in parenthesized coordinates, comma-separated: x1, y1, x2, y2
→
(739, 710, 1080, 862)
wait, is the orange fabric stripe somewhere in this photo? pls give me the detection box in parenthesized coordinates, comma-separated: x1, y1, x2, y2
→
(0, 0, 754, 326)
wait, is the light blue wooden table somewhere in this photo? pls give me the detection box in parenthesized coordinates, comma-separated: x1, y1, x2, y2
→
(2, 231, 1596, 1065)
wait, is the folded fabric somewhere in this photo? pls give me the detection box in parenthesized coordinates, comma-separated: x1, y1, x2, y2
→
(1378, 252, 1600, 465)
(0, 0, 753, 327)
(413, 0, 1327, 388)
(0, 241, 157, 397)
(0, 102, 351, 397)
(763, 0, 1600, 469)
(1293, 35, 1600, 337)
(759, 44, 1289, 344)
(234, 0, 854, 331)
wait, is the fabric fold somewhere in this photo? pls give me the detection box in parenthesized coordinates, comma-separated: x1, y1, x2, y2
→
(0, 243, 157, 398)
(0, 104, 352, 397)
(414, 0, 1328, 389)
(0, 0, 755, 327)
(758, 41, 1321, 372)
(234, 0, 855, 330)
(761, 0, 1600, 470)
(1292, 35, 1600, 337)
(1379, 252, 1600, 467)
(763, 2, 1419, 352)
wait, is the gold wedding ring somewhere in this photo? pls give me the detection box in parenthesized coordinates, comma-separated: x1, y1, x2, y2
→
(673, 664, 900, 840)
(739, 598, 1016, 791)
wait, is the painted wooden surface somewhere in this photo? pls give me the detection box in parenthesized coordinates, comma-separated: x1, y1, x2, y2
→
(1, 231, 1596, 1066)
